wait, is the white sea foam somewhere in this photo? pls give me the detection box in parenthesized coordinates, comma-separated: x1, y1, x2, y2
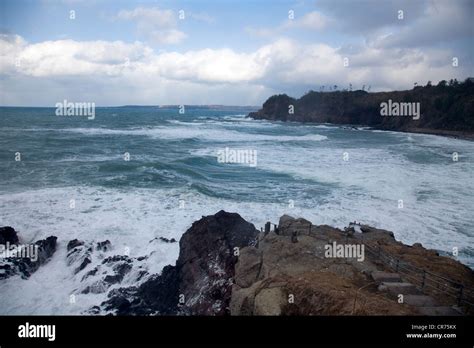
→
(58, 126, 328, 142)
(0, 186, 294, 314)
(1, 150, 473, 316)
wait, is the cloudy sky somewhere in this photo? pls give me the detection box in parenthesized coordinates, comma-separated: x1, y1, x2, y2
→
(0, 0, 472, 106)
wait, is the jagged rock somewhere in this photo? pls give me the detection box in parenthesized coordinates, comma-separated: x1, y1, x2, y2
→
(66, 239, 145, 295)
(100, 210, 258, 315)
(82, 267, 98, 280)
(67, 239, 84, 251)
(149, 237, 178, 244)
(102, 255, 132, 264)
(78, 255, 135, 293)
(93, 213, 474, 316)
(67, 239, 112, 273)
(67, 241, 93, 272)
(100, 265, 179, 315)
(159, 237, 177, 243)
(104, 274, 123, 284)
(177, 210, 258, 315)
(112, 262, 132, 280)
(81, 281, 109, 295)
(277, 215, 294, 233)
(75, 257, 91, 274)
(277, 215, 312, 236)
(0, 226, 19, 245)
(359, 225, 395, 240)
(96, 240, 111, 252)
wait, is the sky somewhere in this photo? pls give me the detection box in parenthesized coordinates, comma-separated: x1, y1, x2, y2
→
(0, 0, 473, 106)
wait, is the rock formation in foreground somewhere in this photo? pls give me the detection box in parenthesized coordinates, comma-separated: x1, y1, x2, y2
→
(2, 212, 472, 315)
(99, 212, 474, 316)
(98, 210, 258, 315)
(231, 216, 474, 315)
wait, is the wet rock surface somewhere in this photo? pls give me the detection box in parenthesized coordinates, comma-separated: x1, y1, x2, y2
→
(0, 227, 57, 280)
(0, 227, 19, 245)
(66, 239, 148, 295)
(100, 210, 258, 315)
(3, 211, 472, 316)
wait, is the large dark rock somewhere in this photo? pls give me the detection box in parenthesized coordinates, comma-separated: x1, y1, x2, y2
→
(100, 210, 258, 315)
(177, 210, 258, 315)
(0, 226, 19, 245)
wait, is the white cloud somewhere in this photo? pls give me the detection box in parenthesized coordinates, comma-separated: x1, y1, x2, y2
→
(371, 0, 473, 49)
(246, 11, 329, 38)
(0, 34, 27, 74)
(4, 38, 152, 77)
(0, 33, 469, 105)
(116, 7, 187, 45)
(147, 29, 187, 45)
(117, 7, 176, 28)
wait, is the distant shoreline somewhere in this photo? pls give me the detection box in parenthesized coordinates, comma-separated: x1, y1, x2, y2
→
(392, 127, 474, 141)
(247, 115, 474, 141)
(304, 121, 474, 141)
(248, 79, 474, 141)
(248, 117, 474, 141)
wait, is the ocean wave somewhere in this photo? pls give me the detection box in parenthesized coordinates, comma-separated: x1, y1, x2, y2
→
(1, 110, 473, 315)
(57, 126, 328, 142)
(0, 182, 472, 314)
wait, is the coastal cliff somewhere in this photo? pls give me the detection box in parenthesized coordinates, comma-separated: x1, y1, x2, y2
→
(248, 79, 474, 138)
(97, 211, 474, 316)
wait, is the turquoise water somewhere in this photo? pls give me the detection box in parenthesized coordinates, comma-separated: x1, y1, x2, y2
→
(0, 107, 331, 201)
(0, 106, 473, 314)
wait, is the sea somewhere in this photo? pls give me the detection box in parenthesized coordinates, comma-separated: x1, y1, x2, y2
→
(0, 106, 473, 314)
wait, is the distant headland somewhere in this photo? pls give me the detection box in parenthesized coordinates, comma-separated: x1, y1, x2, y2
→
(248, 78, 474, 139)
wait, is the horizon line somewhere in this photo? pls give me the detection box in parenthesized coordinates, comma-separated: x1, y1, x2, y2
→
(0, 104, 261, 108)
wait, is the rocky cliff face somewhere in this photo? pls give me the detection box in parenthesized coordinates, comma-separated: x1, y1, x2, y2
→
(230, 216, 409, 315)
(99, 210, 258, 315)
(3, 212, 472, 315)
(230, 215, 474, 315)
(248, 80, 474, 136)
(98, 212, 473, 316)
